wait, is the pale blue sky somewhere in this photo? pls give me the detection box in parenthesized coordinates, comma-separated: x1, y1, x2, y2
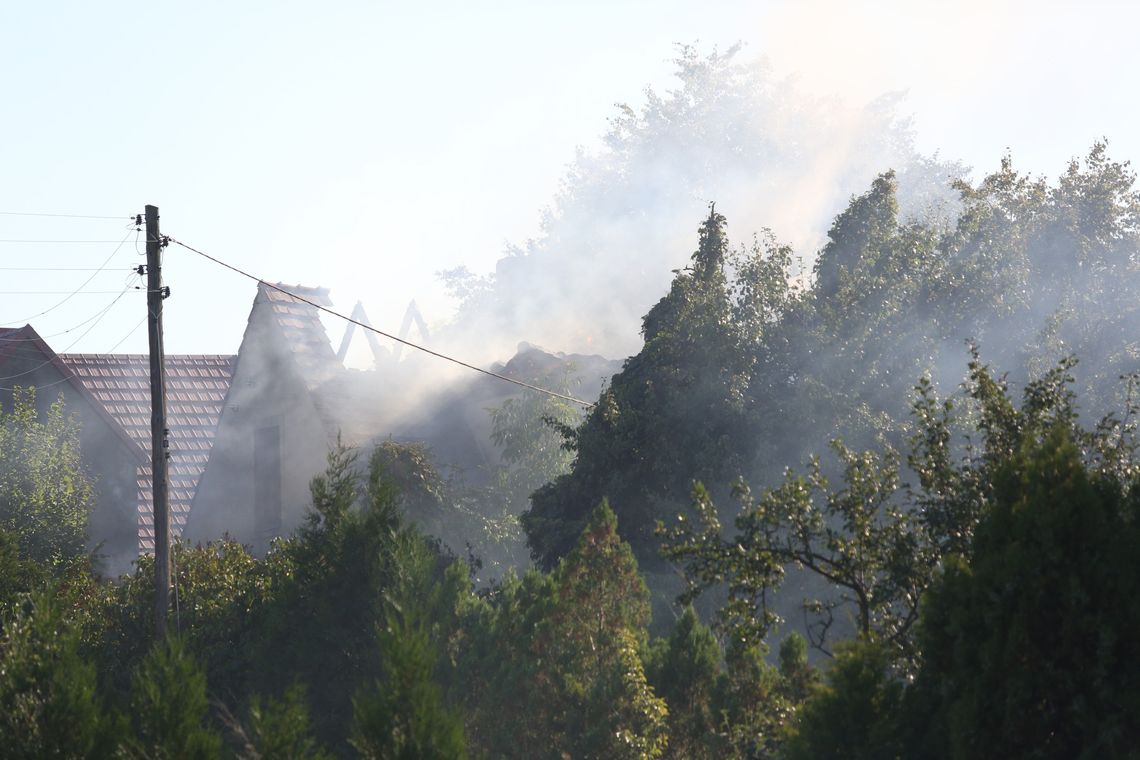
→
(1, 1, 1136, 356)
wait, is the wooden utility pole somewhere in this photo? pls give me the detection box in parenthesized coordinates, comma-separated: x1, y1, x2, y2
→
(145, 205, 171, 639)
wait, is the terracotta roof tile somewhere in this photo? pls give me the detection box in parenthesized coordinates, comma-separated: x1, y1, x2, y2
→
(59, 353, 236, 551)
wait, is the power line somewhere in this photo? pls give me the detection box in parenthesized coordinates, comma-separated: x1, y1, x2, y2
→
(0, 211, 130, 220)
(0, 311, 148, 393)
(0, 239, 139, 243)
(0, 231, 134, 326)
(0, 283, 145, 343)
(104, 315, 147, 353)
(166, 235, 597, 409)
(0, 286, 134, 383)
(0, 266, 139, 271)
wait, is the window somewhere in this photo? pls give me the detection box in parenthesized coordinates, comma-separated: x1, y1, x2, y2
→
(253, 424, 281, 541)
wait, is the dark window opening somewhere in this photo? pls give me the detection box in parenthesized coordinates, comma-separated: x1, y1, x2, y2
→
(253, 424, 281, 543)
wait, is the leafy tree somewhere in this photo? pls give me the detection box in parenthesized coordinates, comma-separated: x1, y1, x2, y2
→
(96, 537, 271, 708)
(813, 171, 900, 302)
(460, 502, 668, 759)
(0, 387, 93, 566)
(368, 439, 448, 534)
(661, 445, 934, 664)
(0, 590, 116, 758)
(480, 379, 580, 567)
(782, 639, 904, 760)
(124, 636, 222, 759)
(95, 442, 461, 753)
(249, 444, 425, 746)
(776, 632, 817, 705)
(907, 426, 1140, 758)
(227, 684, 332, 760)
(0, 526, 46, 612)
(661, 348, 1134, 670)
(526, 207, 782, 568)
(644, 606, 722, 759)
(352, 617, 468, 760)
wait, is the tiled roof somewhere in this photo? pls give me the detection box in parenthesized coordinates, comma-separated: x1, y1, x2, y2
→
(59, 354, 236, 552)
(260, 283, 339, 391)
(0, 324, 146, 460)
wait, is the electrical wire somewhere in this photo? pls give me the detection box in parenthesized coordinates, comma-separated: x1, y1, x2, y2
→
(0, 239, 138, 243)
(166, 235, 597, 409)
(0, 284, 146, 343)
(0, 311, 148, 393)
(0, 285, 134, 383)
(103, 315, 146, 353)
(0, 230, 134, 326)
(0, 211, 130, 220)
(0, 266, 139, 272)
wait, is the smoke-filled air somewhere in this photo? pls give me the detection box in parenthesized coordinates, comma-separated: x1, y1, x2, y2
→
(2, 4, 1140, 757)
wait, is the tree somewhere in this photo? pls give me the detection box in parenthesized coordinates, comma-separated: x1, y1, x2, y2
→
(352, 617, 468, 760)
(0, 590, 117, 758)
(125, 636, 222, 759)
(0, 527, 46, 612)
(438, 44, 958, 361)
(782, 639, 904, 760)
(226, 684, 332, 760)
(0, 387, 93, 566)
(525, 207, 771, 568)
(462, 372, 582, 576)
(644, 606, 722, 759)
(907, 426, 1140, 758)
(460, 502, 668, 759)
(249, 443, 454, 747)
(661, 444, 935, 665)
(660, 349, 1134, 670)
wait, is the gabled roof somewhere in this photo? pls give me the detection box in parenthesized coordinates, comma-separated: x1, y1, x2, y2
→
(259, 282, 339, 390)
(59, 354, 236, 552)
(0, 325, 146, 462)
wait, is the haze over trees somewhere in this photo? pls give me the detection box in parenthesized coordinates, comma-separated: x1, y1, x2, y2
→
(438, 45, 964, 362)
(4, 40, 1140, 752)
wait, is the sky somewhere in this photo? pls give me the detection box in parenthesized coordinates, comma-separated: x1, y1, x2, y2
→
(1, 0, 1137, 359)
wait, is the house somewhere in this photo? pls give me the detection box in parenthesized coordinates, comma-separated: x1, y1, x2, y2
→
(2, 280, 619, 569)
(184, 281, 502, 550)
(185, 283, 350, 550)
(0, 325, 234, 574)
(184, 283, 619, 552)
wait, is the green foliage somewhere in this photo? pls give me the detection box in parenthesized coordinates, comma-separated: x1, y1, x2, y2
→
(464, 374, 581, 575)
(125, 636, 222, 759)
(776, 632, 817, 705)
(662, 344, 1140, 673)
(0, 387, 93, 567)
(251, 444, 449, 746)
(228, 684, 332, 760)
(645, 607, 721, 759)
(352, 618, 468, 760)
(526, 207, 793, 568)
(89, 443, 460, 753)
(459, 502, 668, 759)
(713, 639, 788, 758)
(0, 526, 47, 612)
(813, 171, 900, 303)
(8, 141, 1140, 757)
(908, 427, 1140, 758)
(782, 639, 904, 760)
(0, 590, 114, 758)
(662, 443, 935, 664)
(369, 439, 447, 531)
(97, 537, 271, 705)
